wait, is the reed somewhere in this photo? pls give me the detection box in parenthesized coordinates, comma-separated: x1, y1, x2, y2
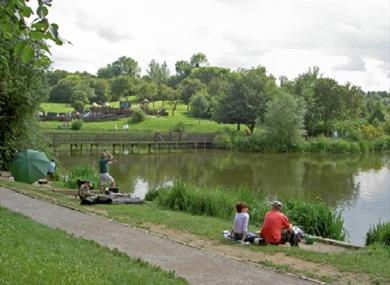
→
(366, 222, 390, 246)
(149, 182, 346, 240)
(64, 165, 99, 189)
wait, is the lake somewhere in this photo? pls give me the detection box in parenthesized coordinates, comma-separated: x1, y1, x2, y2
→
(59, 150, 390, 245)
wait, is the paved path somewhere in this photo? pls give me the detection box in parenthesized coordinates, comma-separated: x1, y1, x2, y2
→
(0, 188, 315, 285)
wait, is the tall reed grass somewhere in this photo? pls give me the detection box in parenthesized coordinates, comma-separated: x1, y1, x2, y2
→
(64, 165, 99, 189)
(366, 222, 390, 246)
(146, 182, 346, 240)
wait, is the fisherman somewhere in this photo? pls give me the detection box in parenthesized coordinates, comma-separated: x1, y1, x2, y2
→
(99, 150, 116, 193)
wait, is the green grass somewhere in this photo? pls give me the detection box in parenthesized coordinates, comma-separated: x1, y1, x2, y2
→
(41, 103, 74, 113)
(39, 102, 235, 133)
(2, 180, 389, 284)
(0, 207, 187, 285)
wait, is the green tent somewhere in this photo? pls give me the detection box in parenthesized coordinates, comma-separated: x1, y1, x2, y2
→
(10, 149, 50, 184)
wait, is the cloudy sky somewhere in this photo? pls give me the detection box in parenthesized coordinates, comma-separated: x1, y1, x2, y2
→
(48, 0, 389, 91)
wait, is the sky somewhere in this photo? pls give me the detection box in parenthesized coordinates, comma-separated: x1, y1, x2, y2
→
(48, 0, 390, 91)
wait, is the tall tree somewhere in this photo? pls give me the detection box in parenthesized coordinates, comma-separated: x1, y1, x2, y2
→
(313, 78, 343, 136)
(190, 53, 208, 67)
(264, 92, 306, 146)
(212, 67, 276, 132)
(289, 67, 321, 136)
(147, 59, 170, 84)
(110, 76, 136, 101)
(138, 81, 158, 107)
(97, 56, 140, 78)
(0, 0, 63, 168)
(178, 78, 207, 109)
(91, 78, 111, 104)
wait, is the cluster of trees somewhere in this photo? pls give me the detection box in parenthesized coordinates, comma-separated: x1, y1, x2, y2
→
(47, 56, 389, 143)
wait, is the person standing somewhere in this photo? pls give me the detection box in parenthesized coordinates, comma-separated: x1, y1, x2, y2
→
(99, 151, 115, 192)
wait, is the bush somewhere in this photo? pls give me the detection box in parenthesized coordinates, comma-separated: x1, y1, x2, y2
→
(366, 222, 390, 246)
(334, 120, 362, 141)
(213, 133, 233, 149)
(172, 122, 186, 133)
(71, 120, 83, 130)
(153, 182, 346, 240)
(130, 110, 145, 124)
(64, 165, 99, 189)
(361, 125, 383, 140)
(145, 188, 160, 201)
(383, 120, 390, 135)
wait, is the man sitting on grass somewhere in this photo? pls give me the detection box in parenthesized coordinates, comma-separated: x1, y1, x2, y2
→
(99, 151, 116, 193)
(260, 201, 299, 246)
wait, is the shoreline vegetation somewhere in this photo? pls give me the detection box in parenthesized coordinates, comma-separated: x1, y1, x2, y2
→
(1, 180, 389, 284)
(214, 129, 390, 153)
(146, 182, 346, 241)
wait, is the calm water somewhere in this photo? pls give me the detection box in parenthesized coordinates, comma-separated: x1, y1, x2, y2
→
(59, 150, 390, 245)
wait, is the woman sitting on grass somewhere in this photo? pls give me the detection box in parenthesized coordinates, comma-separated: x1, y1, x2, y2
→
(231, 202, 250, 243)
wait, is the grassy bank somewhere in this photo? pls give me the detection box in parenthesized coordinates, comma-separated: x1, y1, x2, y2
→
(0, 207, 187, 285)
(1, 180, 389, 284)
(39, 102, 235, 133)
(146, 182, 345, 240)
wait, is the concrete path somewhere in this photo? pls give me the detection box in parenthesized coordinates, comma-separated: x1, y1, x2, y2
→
(0, 187, 315, 285)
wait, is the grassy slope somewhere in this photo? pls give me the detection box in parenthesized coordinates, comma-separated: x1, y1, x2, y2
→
(41, 102, 74, 113)
(0, 207, 187, 285)
(1, 180, 389, 284)
(39, 102, 235, 133)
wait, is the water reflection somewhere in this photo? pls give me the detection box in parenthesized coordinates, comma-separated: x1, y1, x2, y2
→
(59, 150, 390, 245)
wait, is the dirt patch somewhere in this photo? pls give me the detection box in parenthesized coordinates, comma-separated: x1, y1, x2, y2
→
(146, 223, 373, 285)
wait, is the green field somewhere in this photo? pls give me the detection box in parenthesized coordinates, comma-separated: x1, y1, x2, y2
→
(39, 102, 236, 133)
(0, 207, 187, 285)
(41, 103, 74, 113)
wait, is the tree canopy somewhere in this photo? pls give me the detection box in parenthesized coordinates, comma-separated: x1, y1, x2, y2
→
(0, 0, 63, 168)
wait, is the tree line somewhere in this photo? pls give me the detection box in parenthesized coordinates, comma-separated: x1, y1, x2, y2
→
(46, 55, 390, 136)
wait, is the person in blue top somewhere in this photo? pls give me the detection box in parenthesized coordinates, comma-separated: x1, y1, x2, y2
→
(47, 159, 56, 180)
(99, 150, 116, 192)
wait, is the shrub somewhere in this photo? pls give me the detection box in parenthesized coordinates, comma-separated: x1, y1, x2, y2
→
(334, 120, 362, 141)
(71, 120, 83, 130)
(172, 122, 186, 133)
(145, 188, 160, 201)
(361, 125, 383, 140)
(72, 100, 85, 112)
(366, 222, 390, 246)
(383, 120, 390, 135)
(213, 133, 233, 149)
(153, 182, 346, 240)
(64, 165, 99, 189)
(130, 110, 145, 124)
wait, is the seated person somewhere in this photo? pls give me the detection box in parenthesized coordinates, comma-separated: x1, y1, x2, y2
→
(260, 201, 299, 246)
(231, 202, 250, 243)
(77, 180, 93, 200)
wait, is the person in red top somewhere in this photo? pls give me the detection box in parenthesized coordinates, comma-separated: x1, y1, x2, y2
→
(260, 201, 298, 246)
